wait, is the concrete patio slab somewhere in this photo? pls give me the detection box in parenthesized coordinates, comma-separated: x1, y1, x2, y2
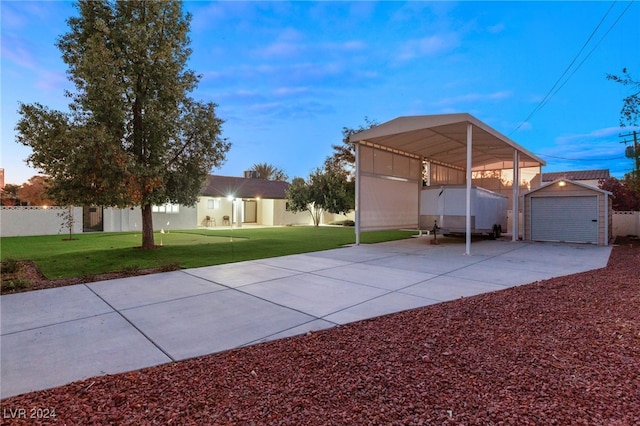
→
(87, 271, 226, 310)
(400, 275, 509, 301)
(256, 253, 352, 272)
(314, 262, 437, 290)
(0, 285, 113, 335)
(246, 319, 336, 345)
(0, 238, 613, 399)
(120, 289, 316, 360)
(185, 262, 300, 288)
(323, 292, 439, 325)
(1, 313, 170, 399)
(445, 261, 555, 286)
(241, 274, 388, 318)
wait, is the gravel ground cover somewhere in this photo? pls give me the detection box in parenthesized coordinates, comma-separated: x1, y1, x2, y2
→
(1, 238, 638, 425)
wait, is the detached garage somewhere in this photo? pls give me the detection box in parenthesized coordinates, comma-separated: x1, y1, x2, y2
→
(523, 179, 612, 245)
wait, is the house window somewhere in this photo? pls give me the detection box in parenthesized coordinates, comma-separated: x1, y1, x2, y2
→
(207, 199, 220, 209)
(152, 203, 180, 214)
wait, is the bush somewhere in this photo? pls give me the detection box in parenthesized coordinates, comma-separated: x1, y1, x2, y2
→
(328, 220, 355, 227)
(3, 278, 30, 292)
(1, 258, 19, 274)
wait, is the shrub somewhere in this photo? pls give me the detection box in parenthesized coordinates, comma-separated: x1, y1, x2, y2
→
(2, 278, 30, 292)
(1, 258, 19, 274)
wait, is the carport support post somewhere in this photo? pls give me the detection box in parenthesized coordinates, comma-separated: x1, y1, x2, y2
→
(465, 123, 472, 255)
(355, 142, 361, 245)
(512, 151, 519, 241)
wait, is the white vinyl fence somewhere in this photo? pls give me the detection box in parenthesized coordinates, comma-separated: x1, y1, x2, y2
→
(0, 205, 197, 237)
(612, 211, 640, 238)
(0, 206, 83, 237)
(1, 206, 637, 238)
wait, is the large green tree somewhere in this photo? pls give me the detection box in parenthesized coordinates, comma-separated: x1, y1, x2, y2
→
(325, 117, 378, 179)
(16, 0, 230, 249)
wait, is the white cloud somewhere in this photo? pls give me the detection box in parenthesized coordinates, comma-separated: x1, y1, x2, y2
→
(272, 86, 310, 97)
(433, 91, 513, 107)
(555, 126, 632, 144)
(487, 23, 505, 34)
(396, 32, 460, 61)
(1, 40, 38, 69)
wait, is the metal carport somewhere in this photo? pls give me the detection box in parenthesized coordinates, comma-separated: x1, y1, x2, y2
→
(349, 113, 545, 254)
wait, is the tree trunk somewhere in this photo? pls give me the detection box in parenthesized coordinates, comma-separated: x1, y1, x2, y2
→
(141, 203, 156, 249)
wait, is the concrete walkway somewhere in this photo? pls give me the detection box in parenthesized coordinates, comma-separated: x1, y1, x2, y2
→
(1, 238, 612, 398)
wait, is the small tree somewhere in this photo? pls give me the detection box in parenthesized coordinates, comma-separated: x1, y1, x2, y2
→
(286, 177, 317, 225)
(285, 166, 354, 226)
(57, 205, 77, 240)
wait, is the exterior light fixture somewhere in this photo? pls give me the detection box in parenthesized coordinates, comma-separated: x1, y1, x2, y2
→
(558, 180, 566, 187)
(226, 195, 234, 201)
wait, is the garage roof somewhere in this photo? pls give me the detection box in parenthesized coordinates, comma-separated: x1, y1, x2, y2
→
(349, 113, 545, 170)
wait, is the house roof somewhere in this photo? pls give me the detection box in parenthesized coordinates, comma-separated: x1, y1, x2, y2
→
(349, 113, 545, 170)
(201, 175, 289, 199)
(542, 169, 610, 182)
(523, 178, 612, 196)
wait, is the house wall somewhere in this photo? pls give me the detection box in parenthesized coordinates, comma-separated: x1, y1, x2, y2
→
(273, 199, 312, 226)
(197, 197, 235, 226)
(523, 181, 610, 245)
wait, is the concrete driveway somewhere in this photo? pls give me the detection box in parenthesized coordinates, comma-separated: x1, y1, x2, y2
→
(0, 238, 612, 398)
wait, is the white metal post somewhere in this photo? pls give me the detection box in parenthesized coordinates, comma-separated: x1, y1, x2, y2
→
(604, 193, 609, 246)
(512, 150, 519, 241)
(355, 142, 361, 245)
(465, 123, 472, 255)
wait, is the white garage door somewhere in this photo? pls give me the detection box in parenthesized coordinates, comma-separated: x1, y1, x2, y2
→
(531, 196, 598, 243)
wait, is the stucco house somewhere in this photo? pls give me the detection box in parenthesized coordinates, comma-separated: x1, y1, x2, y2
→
(196, 174, 310, 228)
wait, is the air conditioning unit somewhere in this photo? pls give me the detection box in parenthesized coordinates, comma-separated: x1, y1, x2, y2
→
(244, 170, 258, 179)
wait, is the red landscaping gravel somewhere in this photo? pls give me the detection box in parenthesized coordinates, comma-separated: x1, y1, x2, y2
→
(2, 238, 639, 425)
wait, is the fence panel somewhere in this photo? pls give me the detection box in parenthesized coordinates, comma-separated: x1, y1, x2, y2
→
(612, 211, 640, 237)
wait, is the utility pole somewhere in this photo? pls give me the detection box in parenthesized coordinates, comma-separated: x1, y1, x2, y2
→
(620, 130, 639, 175)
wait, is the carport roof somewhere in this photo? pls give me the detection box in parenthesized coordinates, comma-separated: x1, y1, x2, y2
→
(349, 113, 545, 170)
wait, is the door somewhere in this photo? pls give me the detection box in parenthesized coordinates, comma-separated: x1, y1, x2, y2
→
(531, 196, 598, 243)
(83, 206, 104, 232)
(243, 200, 257, 223)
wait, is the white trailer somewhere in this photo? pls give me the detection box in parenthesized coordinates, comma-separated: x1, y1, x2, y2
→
(419, 185, 508, 238)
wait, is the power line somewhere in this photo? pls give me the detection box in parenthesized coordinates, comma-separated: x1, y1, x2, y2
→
(535, 153, 625, 161)
(541, 1, 635, 109)
(511, 1, 633, 134)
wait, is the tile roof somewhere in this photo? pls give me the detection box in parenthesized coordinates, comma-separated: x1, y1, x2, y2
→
(200, 175, 290, 199)
(542, 169, 610, 182)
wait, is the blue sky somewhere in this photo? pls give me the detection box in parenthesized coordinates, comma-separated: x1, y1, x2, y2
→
(2, 1, 639, 186)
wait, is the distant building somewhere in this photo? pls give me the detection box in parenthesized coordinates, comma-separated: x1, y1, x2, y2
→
(541, 169, 609, 188)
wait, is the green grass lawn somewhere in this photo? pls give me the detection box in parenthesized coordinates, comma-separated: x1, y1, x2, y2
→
(0, 227, 418, 279)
